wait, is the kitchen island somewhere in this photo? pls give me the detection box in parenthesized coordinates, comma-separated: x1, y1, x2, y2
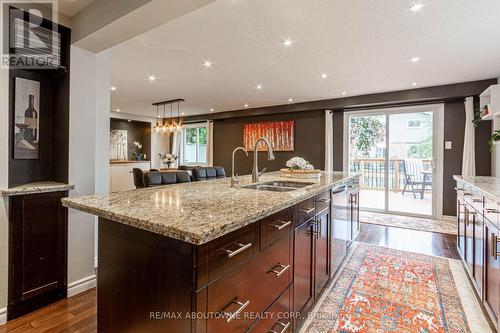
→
(62, 171, 359, 333)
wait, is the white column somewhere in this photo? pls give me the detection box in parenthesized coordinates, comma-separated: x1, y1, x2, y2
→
(0, 66, 9, 323)
(67, 47, 110, 294)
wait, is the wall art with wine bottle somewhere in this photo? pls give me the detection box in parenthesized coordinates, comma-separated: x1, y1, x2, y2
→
(14, 77, 40, 159)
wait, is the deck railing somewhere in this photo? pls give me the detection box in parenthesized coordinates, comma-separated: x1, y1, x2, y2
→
(350, 158, 432, 192)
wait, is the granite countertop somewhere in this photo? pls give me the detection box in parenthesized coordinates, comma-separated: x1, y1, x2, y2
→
(62, 171, 357, 245)
(2, 181, 75, 196)
(454, 175, 500, 201)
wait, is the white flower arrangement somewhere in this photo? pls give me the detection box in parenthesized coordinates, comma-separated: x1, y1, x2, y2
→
(158, 153, 178, 168)
(286, 157, 314, 171)
(133, 141, 143, 149)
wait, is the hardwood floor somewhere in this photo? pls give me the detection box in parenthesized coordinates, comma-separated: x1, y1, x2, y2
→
(357, 222, 461, 260)
(0, 223, 460, 332)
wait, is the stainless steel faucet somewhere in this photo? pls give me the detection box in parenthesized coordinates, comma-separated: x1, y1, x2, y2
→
(252, 137, 275, 183)
(231, 147, 248, 188)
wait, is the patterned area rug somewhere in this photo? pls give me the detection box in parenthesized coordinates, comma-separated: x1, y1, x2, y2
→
(361, 211, 457, 235)
(302, 243, 491, 333)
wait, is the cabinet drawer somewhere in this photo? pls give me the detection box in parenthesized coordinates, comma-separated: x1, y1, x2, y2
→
(250, 286, 292, 333)
(463, 187, 483, 212)
(207, 232, 293, 333)
(207, 223, 258, 282)
(485, 196, 500, 227)
(261, 207, 293, 249)
(296, 197, 315, 226)
(315, 190, 331, 214)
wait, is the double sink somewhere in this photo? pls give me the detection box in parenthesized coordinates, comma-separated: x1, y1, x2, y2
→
(242, 180, 315, 192)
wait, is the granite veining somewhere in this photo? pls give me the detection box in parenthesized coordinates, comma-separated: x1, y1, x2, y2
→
(62, 171, 357, 245)
(2, 181, 75, 196)
(454, 175, 500, 202)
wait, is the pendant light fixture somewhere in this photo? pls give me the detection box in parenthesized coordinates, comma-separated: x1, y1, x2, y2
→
(152, 98, 185, 135)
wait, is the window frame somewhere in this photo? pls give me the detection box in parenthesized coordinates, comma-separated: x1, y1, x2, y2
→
(180, 123, 208, 166)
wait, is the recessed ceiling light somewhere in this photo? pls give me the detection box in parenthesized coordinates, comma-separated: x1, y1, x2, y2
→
(203, 60, 212, 68)
(409, 3, 425, 12)
(321, 73, 327, 79)
(148, 75, 156, 81)
(244, 103, 249, 108)
(283, 38, 293, 47)
(110, 86, 116, 91)
(256, 84, 263, 90)
(181, 112, 185, 115)
(412, 82, 417, 86)
(341, 91, 347, 96)
(116, 108, 120, 112)
(411, 57, 420, 63)
(288, 98, 293, 102)
(157, 115, 161, 118)
(127, 119, 131, 122)
(209, 108, 214, 112)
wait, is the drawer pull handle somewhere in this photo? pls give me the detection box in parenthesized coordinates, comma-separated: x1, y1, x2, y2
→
(221, 242, 252, 258)
(299, 207, 315, 214)
(472, 198, 482, 203)
(268, 264, 290, 277)
(268, 321, 291, 333)
(492, 233, 500, 260)
(463, 192, 472, 196)
(223, 299, 250, 323)
(486, 208, 500, 214)
(270, 220, 292, 230)
(316, 198, 331, 204)
(454, 187, 464, 191)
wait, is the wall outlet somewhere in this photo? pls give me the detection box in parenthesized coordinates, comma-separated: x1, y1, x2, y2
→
(445, 141, 452, 149)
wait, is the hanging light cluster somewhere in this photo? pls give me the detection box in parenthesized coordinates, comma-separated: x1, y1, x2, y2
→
(153, 98, 185, 135)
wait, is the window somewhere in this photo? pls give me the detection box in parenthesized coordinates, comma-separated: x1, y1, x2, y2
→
(180, 124, 207, 165)
(407, 119, 422, 128)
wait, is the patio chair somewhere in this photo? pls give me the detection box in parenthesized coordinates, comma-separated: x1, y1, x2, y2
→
(402, 159, 431, 199)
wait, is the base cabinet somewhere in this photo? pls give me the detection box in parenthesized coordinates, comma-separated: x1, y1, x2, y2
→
(457, 198, 466, 260)
(484, 220, 500, 328)
(314, 209, 330, 297)
(8, 191, 68, 320)
(293, 220, 314, 316)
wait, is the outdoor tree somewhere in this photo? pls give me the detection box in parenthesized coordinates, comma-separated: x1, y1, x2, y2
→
(350, 117, 385, 158)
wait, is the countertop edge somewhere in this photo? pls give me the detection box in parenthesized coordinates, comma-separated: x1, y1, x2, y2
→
(2, 183, 75, 197)
(62, 174, 358, 245)
(453, 175, 500, 202)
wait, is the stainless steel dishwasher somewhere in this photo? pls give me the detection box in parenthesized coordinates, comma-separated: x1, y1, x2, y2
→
(330, 184, 349, 277)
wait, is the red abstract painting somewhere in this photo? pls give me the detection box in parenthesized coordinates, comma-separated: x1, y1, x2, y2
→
(243, 121, 295, 151)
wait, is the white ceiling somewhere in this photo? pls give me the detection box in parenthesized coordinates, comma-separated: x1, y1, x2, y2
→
(110, 0, 500, 118)
(57, 0, 95, 17)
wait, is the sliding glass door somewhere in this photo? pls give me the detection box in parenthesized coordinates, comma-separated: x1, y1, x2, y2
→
(345, 104, 443, 219)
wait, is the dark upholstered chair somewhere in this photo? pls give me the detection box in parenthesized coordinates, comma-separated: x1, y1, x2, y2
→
(132, 168, 145, 189)
(143, 171, 191, 187)
(192, 167, 226, 181)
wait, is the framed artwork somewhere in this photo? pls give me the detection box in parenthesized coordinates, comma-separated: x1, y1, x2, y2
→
(14, 77, 40, 159)
(243, 121, 295, 151)
(110, 129, 128, 161)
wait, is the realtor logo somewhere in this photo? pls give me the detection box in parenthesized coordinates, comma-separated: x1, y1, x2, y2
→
(1, 0, 60, 69)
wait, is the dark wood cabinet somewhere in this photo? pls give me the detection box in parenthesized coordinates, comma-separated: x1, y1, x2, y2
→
(293, 219, 314, 316)
(8, 191, 68, 320)
(457, 198, 466, 260)
(484, 219, 500, 329)
(350, 189, 360, 240)
(314, 209, 330, 297)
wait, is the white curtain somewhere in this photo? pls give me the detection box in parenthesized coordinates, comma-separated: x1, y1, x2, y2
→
(462, 96, 476, 176)
(324, 110, 334, 172)
(206, 120, 214, 166)
(171, 130, 182, 168)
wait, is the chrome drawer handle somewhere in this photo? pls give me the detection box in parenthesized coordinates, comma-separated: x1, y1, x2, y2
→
(463, 192, 472, 196)
(472, 198, 482, 203)
(268, 321, 290, 333)
(316, 198, 331, 204)
(454, 187, 464, 191)
(221, 242, 252, 258)
(492, 234, 500, 260)
(299, 207, 314, 214)
(268, 264, 290, 277)
(223, 299, 250, 323)
(486, 208, 500, 214)
(270, 220, 292, 230)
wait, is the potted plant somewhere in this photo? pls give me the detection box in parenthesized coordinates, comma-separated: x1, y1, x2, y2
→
(158, 153, 178, 168)
(132, 141, 146, 160)
(488, 130, 500, 151)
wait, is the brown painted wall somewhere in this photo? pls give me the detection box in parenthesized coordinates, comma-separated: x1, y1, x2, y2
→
(213, 111, 324, 175)
(110, 118, 152, 161)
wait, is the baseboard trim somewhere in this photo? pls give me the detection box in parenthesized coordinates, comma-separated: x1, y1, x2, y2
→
(67, 274, 96, 297)
(0, 307, 7, 325)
